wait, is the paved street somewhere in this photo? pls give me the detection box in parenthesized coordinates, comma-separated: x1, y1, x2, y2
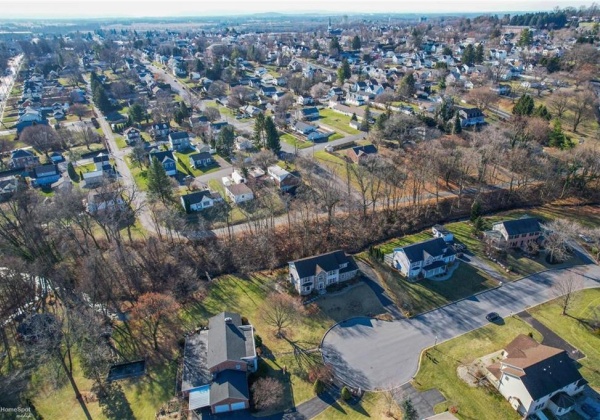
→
(321, 263, 600, 391)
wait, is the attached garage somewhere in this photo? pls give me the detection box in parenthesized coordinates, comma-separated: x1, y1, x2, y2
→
(214, 404, 230, 413)
(230, 402, 247, 411)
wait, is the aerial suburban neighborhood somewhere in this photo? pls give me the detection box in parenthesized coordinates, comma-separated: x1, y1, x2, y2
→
(0, 2, 599, 420)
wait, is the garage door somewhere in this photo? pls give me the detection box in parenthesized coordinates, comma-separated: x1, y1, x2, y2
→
(230, 402, 246, 411)
(214, 404, 230, 413)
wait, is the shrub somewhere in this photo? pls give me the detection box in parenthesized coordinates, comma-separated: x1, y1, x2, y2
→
(341, 386, 352, 401)
(313, 379, 324, 395)
(254, 334, 263, 348)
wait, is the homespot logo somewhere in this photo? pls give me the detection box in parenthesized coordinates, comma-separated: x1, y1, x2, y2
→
(0, 407, 32, 417)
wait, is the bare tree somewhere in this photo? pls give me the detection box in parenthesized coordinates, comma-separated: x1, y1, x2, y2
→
(547, 91, 570, 119)
(569, 91, 596, 133)
(204, 107, 221, 122)
(130, 292, 180, 350)
(543, 219, 578, 264)
(467, 87, 498, 111)
(69, 104, 88, 121)
(19, 125, 61, 157)
(251, 377, 284, 410)
(553, 276, 583, 315)
(260, 293, 301, 338)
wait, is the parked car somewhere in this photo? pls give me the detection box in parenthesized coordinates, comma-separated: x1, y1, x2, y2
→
(486, 312, 501, 323)
(91, 117, 100, 128)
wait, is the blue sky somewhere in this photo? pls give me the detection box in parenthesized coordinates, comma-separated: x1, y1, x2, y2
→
(0, 0, 594, 19)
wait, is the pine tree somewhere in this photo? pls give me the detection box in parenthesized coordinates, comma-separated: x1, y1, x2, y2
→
(93, 85, 111, 113)
(67, 162, 78, 181)
(147, 156, 174, 204)
(351, 35, 361, 50)
(462, 44, 475, 66)
(264, 116, 281, 154)
(512, 94, 535, 116)
(453, 111, 462, 134)
(533, 105, 552, 121)
(253, 112, 266, 148)
(474, 44, 484, 64)
(360, 105, 372, 132)
(398, 72, 416, 98)
(217, 126, 235, 156)
(337, 59, 351, 85)
(548, 120, 572, 149)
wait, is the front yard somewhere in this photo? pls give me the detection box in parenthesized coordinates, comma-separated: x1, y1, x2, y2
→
(528, 288, 600, 390)
(413, 317, 542, 419)
(281, 133, 313, 150)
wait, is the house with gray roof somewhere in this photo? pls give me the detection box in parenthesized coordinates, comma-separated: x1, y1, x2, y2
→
(181, 312, 257, 414)
(392, 237, 456, 280)
(289, 250, 359, 295)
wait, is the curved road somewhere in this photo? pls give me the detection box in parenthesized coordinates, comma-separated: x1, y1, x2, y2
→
(321, 263, 600, 391)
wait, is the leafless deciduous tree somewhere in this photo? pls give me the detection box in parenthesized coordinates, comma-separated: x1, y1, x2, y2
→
(547, 91, 570, 119)
(260, 293, 302, 338)
(569, 91, 596, 133)
(69, 103, 88, 120)
(251, 377, 284, 410)
(543, 219, 578, 264)
(130, 292, 180, 350)
(552, 275, 583, 315)
(467, 87, 498, 111)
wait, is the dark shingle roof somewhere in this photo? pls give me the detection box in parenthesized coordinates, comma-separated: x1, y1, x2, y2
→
(181, 190, 212, 208)
(290, 250, 358, 279)
(11, 149, 34, 158)
(350, 145, 377, 158)
(169, 131, 189, 140)
(209, 370, 249, 405)
(301, 107, 320, 116)
(190, 152, 212, 162)
(181, 330, 211, 392)
(497, 218, 541, 236)
(396, 238, 454, 263)
(207, 312, 253, 370)
(149, 150, 175, 163)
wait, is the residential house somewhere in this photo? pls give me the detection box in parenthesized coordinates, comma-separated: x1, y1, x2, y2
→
(29, 164, 60, 187)
(297, 95, 314, 105)
(86, 191, 125, 214)
(485, 334, 587, 418)
(225, 183, 254, 204)
(0, 175, 18, 201)
(288, 250, 359, 295)
(180, 190, 222, 213)
(292, 121, 317, 136)
(189, 152, 213, 169)
(347, 145, 378, 164)
(93, 153, 112, 173)
(82, 170, 110, 187)
(457, 107, 485, 127)
(149, 150, 177, 176)
(105, 112, 127, 125)
(259, 86, 277, 98)
(169, 131, 191, 152)
(296, 107, 320, 121)
(267, 165, 300, 192)
(124, 127, 142, 145)
(485, 218, 542, 249)
(392, 238, 456, 280)
(181, 312, 257, 414)
(151, 122, 171, 138)
(9, 149, 39, 169)
(432, 224, 454, 243)
(235, 136, 253, 151)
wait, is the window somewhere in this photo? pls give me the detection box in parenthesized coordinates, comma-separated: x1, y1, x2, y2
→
(235, 364, 241, 370)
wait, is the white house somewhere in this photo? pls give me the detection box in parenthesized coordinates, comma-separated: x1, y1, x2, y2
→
(392, 238, 456, 280)
(86, 192, 125, 214)
(180, 190, 222, 213)
(485, 335, 587, 418)
(288, 250, 359, 295)
(225, 183, 253, 204)
(432, 224, 454, 243)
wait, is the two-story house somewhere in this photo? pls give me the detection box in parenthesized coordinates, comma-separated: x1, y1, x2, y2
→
(29, 164, 60, 187)
(181, 312, 257, 415)
(149, 150, 177, 176)
(267, 165, 300, 192)
(124, 127, 142, 145)
(150, 122, 171, 138)
(458, 107, 485, 127)
(10, 149, 40, 169)
(485, 217, 542, 249)
(288, 250, 359, 295)
(485, 334, 587, 418)
(189, 152, 213, 169)
(86, 191, 125, 214)
(392, 238, 456, 280)
(168, 131, 191, 152)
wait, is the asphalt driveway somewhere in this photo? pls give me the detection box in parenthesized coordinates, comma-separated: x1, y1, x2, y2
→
(321, 264, 600, 391)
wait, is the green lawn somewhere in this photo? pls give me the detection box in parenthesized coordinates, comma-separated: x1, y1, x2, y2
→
(319, 109, 360, 135)
(362, 255, 497, 316)
(127, 158, 148, 191)
(329, 132, 344, 141)
(414, 317, 543, 419)
(281, 133, 313, 150)
(528, 288, 600, 389)
(114, 135, 127, 150)
(313, 391, 402, 420)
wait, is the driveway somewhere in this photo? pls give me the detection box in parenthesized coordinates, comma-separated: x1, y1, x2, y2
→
(518, 310, 584, 360)
(321, 264, 600, 391)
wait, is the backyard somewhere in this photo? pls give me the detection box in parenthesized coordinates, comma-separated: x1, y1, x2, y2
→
(319, 109, 361, 135)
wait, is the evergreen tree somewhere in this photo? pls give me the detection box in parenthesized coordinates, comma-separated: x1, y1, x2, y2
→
(470, 200, 482, 222)
(217, 125, 235, 156)
(462, 44, 475, 65)
(474, 44, 484, 64)
(329, 37, 341, 56)
(512, 94, 535, 116)
(533, 104, 552, 121)
(398, 72, 416, 98)
(67, 162, 78, 181)
(253, 112, 266, 147)
(93, 85, 111, 113)
(375, 113, 388, 131)
(128, 103, 145, 123)
(360, 105, 371, 132)
(264, 116, 281, 154)
(548, 120, 572, 149)
(453, 111, 462, 134)
(337, 59, 351, 85)
(147, 156, 174, 204)
(351, 35, 361, 50)
(518, 28, 533, 46)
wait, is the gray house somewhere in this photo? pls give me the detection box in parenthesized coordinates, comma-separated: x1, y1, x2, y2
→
(289, 250, 359, 295)
(392, 238, 456, 280)
(169, 131, 191, 151)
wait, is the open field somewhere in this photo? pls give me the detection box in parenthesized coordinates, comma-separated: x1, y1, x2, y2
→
(319, 109, 360, 135)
